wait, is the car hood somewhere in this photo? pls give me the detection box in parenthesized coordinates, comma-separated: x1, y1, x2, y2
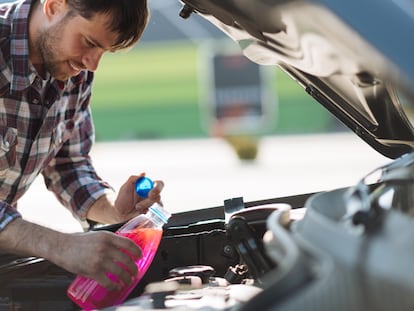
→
(178, 0, 414, 159)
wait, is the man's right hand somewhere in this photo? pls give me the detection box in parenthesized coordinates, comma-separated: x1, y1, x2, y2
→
(0, 218, 142, 290)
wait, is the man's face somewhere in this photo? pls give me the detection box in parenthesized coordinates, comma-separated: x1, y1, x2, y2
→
(34, 12, 118, 81)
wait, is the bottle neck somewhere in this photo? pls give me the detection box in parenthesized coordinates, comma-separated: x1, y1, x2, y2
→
(147, 203, 171, 228)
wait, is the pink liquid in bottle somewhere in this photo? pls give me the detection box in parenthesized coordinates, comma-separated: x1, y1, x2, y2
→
(67, 227, 163, 310)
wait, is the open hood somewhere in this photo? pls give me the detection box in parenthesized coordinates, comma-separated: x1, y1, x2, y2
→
(178, 0, 414, 159)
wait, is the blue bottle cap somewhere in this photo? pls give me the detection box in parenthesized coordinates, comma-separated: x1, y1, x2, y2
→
(135, 176, 154, 198)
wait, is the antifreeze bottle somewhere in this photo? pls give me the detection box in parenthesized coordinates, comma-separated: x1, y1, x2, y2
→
(67, 177, 170, 310)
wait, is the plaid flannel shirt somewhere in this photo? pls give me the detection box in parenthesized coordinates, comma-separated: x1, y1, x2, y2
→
(0, 0, 113, 232)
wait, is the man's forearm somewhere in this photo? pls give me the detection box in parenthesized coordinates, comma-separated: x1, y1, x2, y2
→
(86, 193, 118, 225)
(0, 217, 67, 260)
(0, 215, 144, 289)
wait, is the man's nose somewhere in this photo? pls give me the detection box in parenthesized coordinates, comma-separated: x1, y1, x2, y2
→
(82, 49, 104, 72)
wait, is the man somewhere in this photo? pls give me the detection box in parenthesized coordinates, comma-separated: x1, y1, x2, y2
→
(0, 0, 164, 291)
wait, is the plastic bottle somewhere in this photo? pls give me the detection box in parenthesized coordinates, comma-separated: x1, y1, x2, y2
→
(67, 177, 170, 310)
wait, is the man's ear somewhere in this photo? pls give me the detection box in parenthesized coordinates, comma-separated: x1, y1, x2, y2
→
(42, 0, 67, 21)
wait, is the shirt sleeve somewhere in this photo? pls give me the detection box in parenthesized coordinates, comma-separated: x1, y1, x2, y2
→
(0, 201, 21, 232)
(41, 82, 114, 221)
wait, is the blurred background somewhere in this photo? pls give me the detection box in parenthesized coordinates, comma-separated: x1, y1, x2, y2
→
(18, 0, 390, 232)
(90, 1, 342, 142)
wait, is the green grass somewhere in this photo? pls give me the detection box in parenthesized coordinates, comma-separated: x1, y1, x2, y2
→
(90, 42, 334, 141)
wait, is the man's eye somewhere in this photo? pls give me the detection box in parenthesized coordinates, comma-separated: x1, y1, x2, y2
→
(85, 39, 95, 48)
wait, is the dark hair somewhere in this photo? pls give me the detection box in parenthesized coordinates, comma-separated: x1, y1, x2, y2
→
(66, 0, 149, 50)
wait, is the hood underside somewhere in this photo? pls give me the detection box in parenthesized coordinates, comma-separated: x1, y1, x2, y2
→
(179, 0, 414, 159)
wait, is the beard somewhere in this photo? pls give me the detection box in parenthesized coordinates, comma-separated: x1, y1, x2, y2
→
(34, 16, 75, 81)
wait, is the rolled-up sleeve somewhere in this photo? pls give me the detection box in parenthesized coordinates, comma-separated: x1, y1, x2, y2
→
(42, 100, 114, 221)
(0, 201, 21, 231)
